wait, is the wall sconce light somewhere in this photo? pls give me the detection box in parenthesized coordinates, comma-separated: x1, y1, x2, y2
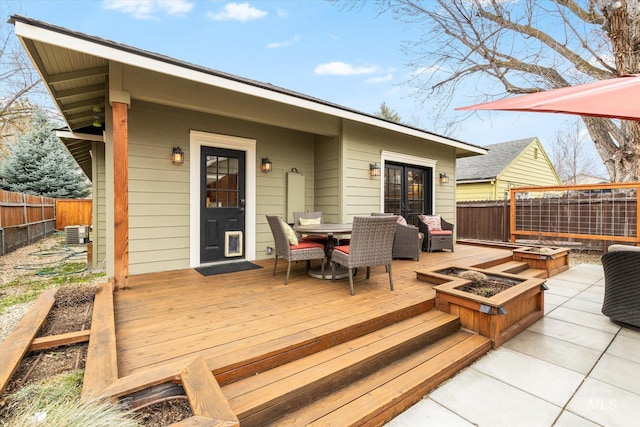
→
(172, 146, 184, 165)
(369, 163, 380, 177)
(261, 157, 273, 173)
(439, 172, 449, 184)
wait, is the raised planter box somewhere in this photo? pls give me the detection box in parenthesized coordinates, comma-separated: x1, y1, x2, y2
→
(512, 247, 570, 278)
(419, 266, 546, 349)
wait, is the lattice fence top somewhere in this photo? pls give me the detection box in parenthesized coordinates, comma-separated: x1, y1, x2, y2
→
(510, 183, 639, 244)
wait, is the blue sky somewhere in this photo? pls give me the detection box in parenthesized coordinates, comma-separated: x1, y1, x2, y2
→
(7, 0, 593, 158)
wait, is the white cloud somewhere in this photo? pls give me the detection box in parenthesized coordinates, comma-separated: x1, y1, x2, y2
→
(267, 35, 302, 49)
(365, 73, 393, 84)
(206, 2, 268, 22)
(103, 0, 193, 19)
(314, 62, 379, 76)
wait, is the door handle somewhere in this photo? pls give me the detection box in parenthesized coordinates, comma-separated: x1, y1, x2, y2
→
(239, 199, 245, 213)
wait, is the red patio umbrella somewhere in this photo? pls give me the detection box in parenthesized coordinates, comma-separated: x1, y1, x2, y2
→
(456, 74, 640, 121)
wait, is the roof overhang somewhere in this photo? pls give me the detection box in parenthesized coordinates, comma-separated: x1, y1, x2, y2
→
(456, 179, 496, 184)
(11, 15, 487, 160)
(55, 129, 103, 180)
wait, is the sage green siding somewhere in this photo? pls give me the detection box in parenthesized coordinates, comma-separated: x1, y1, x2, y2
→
(126, 101, 321, 273)
(92, 141, 107, 268)
(341, 121, 457, 223)
(314, 135, 340, 223)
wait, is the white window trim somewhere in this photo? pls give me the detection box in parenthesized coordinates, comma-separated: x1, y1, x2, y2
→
(379, 151, 438, 213)
(189, 130, 256, 267)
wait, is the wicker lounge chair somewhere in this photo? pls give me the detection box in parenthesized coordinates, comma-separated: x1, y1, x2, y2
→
(601, 244, 640, 329)
(331, 215, 397, 295)
(371, 213, 423, 261)
(418, 215, 454, 252)
(266, 214, 326, 284)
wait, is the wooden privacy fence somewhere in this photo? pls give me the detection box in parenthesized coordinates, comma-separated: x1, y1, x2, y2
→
(456, 183, 640, 249)
(56, 199, 92, 230)
(457, 200, 510, 242)
(0, 190, 56, 255)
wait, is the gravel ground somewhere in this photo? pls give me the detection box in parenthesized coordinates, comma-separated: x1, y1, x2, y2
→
(0, 234, 104, 343)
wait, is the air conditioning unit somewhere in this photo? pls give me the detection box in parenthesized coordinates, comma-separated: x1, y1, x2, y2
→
(65, 225, 90, 245)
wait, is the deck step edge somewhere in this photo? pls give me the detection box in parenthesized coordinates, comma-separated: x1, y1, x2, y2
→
(270, 332, 491, 427)
(226, 310, 462, 426)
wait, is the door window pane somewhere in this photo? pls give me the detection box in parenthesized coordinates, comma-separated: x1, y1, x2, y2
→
(206, 155, 239, 207)
(384, 166, 402, 214)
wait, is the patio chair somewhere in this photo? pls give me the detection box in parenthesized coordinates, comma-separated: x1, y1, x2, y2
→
(371, 213, 423, 261)
(418, 215, 454, 252)
(601, 244, 640, 329)
(266, 214, 326, 285)
(331, 215, 397, 296)
(293, 211, 329, 243)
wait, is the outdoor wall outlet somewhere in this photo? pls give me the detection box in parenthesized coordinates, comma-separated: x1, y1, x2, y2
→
(266, 246, 273, 255)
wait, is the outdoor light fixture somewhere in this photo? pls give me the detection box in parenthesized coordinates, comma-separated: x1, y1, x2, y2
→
(172, 146, 184, 165)
(92, 105, 102, 128)
(479, 304, 492, 314)
(369, 163, 380, 177)
(439, 172, 449, 184)
(262, 157, 273, 173)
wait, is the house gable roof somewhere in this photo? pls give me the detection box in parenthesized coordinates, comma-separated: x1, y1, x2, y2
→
(457, 137, 536, 182)
(11, 15, 487, 165)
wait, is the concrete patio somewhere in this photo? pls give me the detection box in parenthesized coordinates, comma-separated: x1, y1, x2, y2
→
(387, 263, 640, 426)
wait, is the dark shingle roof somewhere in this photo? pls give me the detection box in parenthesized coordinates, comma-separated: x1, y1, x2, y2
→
(457, 137, 536, 181)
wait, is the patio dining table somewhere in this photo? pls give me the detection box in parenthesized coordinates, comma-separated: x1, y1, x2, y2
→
(294, 223, 352, 279)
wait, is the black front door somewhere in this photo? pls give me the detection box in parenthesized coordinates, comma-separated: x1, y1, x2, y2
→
(384, 162, 433, 225)
(201, 147, 246, 263)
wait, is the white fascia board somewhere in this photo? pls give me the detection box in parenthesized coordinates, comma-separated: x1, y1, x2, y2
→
(457, 179, 494, 184)
(15, 20, 485, 154)
(56, 130, 104, 142)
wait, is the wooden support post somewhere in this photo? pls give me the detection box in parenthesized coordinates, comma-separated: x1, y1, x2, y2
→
(113, 102, 129, 289)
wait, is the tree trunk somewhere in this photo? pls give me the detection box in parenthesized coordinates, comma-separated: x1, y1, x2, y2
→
(584, 117, 640, 181)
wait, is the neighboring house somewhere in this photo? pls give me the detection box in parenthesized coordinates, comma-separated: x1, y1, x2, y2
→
(11, 16, 487, 286)
(563, 174, 610, 185)
(456, 137, 561, 201)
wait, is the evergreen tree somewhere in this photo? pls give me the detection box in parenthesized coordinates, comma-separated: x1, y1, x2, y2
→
(375, 102, 402, 123)
(1, 109, 90, 198)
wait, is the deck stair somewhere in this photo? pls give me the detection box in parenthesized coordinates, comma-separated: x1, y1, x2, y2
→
(468, 254, 514, 270)
(484, 260, 547, 278)
(221, 310, 491, 426)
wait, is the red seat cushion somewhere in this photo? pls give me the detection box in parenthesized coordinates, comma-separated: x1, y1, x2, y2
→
(334, 245, 350, 254)
(291, 241, 325, 250)
(430, 230, 452, 236)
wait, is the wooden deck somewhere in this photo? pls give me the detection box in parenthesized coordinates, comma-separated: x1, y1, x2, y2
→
(85, 244, 514, 424)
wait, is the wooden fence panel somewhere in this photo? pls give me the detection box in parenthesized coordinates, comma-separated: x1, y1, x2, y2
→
(0, 190, 57, 255)
(55, 199, 92, 229)
(457, 200, 510, 242)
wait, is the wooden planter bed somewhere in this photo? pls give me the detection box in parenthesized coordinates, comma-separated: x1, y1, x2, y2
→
(418, 266, 546, 348)
(512, 247, 570, 278)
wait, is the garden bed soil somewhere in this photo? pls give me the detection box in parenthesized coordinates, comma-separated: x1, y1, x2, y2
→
(0, 291, 193, 426)
(0, 236, 193, 426)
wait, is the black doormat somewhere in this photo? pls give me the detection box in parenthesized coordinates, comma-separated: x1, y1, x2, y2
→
(196, 261, 263, 276)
